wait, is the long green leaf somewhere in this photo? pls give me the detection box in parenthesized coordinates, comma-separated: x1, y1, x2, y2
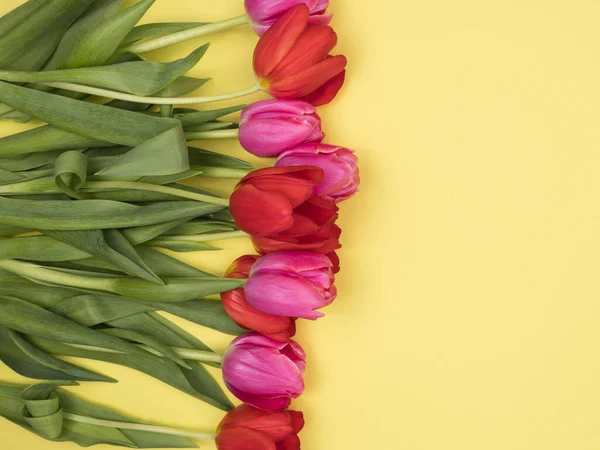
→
(61, 0, 155, 69)
(44, 0, 126, 71)
(0, 0, 97, 71)
(0, 45, 209, 96)
(30, 337, 233, 411)
(0, 296, 149, 356)
(44, 230, 163, 284)
(0, 325, 114, 382)
(0, 197, 224, 230)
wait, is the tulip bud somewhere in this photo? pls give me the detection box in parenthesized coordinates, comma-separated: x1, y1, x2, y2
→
(222, 333, 306, 410)
(253, 5, 347, 106)
(221, 255, 297, 341)
(245, 251, 337, 319)
(276, 143, 360, 203)
(216, 404, 304, 450)
(245, 0, 331, 35)
(239, 100, 324, 158)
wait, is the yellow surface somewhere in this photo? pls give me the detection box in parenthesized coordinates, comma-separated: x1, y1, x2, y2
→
(2, 0, 600, 449)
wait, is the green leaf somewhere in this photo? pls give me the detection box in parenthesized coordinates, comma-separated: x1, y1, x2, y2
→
(146, 239, 221, 252)
(163, 220, 237, 236)
(0, 296, 149, 356)
(176, 105, 245, 128)
(0, 325, 114, 382)
(188, 147, 253, 170)
(61, 0, 155, 69)
(0, 45, 209, 96)
(0, 235, 91, 261)
(0, 0, 97, 71)
(100, 328, 190, 369)
(31, 337, 233, 411)
(0, 81, 183, 147)
(0, 197, 225, 230)
(95, 126, 189, 178)
(122, 22, 207, 46)
(0, 150, 67, 171)
(44, 230, 163, 284)
(44, 0, 126, 71)
(0, 382, 197, 448)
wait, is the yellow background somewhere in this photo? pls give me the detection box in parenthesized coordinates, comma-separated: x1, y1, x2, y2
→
(2, 0, 600, 449)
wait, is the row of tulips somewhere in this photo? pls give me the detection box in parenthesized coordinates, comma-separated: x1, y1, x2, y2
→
(212, 2, 359, 449)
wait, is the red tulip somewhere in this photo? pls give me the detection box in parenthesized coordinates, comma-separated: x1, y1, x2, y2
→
(229, 166, 342, 254)
(221, 255, 296, 341)
(254, 4, 347, 106)
(216, 404, 304, 450)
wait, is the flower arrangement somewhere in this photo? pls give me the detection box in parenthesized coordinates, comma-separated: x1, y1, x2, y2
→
(0, 1, 359, 448)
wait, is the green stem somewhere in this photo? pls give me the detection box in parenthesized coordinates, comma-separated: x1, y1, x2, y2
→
(161, 231, 248, 242)
(0, 260, 111, 291)
(82, 181, 229, 206)
(185, 129, 239, 141)
(121, 15, 250, 54)
(66, 343, 223, 363)
(37, 82, 261, 105)
(192, 166, 251, 179)
(63, 413, 215, 441)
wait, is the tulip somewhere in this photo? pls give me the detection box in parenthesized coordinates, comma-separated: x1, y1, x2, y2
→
(239, 99, 324, 157)
(216, 404, 304, 450)
(230, 167, 341, 256)
(222, 333, 306, 410)
(245, 0, 331, 36)
(245, 251, 337, 319)
(276, 143, 360, 203)
(221, 255, 297, 341)
(253, 5, 347, 106)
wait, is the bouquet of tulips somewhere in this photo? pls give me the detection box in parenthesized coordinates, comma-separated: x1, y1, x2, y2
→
(0, 0, 359, 448)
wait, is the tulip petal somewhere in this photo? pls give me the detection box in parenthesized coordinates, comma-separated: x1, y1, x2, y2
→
(246, 0, 319, 23)
(254, 5, 310, 78)
(269, 55, 347, 98)
(222, 288, 293, 335)
(276, 435, 302, 450)
(230, 184, 295, 236)
(251, 251, 332, 275)
(239, 117, 321, 157)
(219, 404, 294, 442)
(226, 384, 293, 411)
(245, 273, 328, 319)
(241, 99, 317, 120)
(288, 411, 305, 434)
(269, 26, 338, 82)
(300, 68, 346, 106)
(216, 427, 276, 450)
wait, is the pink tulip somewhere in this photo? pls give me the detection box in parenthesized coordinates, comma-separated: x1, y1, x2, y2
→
(276, 143, 360, 203)
(245, 251, 337, 320)
(245, 0, 331, 35)
(239, 100, 324, 158)
(222, 333, 306, 410)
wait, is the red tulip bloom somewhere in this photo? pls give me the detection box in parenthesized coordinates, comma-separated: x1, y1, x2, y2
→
(221, 255, 297, 341)
(229, 166, 341, 255)
(254, 4, 347, 106)
(216, 404, 304, 450)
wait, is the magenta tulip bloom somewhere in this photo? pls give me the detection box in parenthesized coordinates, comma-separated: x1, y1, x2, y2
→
(245, 0, 331, 35)
(239, 100, 324, 158)
(276, 143, 360, 203)
(222, 333, 306, 410)
(245, 251, 337, 320)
